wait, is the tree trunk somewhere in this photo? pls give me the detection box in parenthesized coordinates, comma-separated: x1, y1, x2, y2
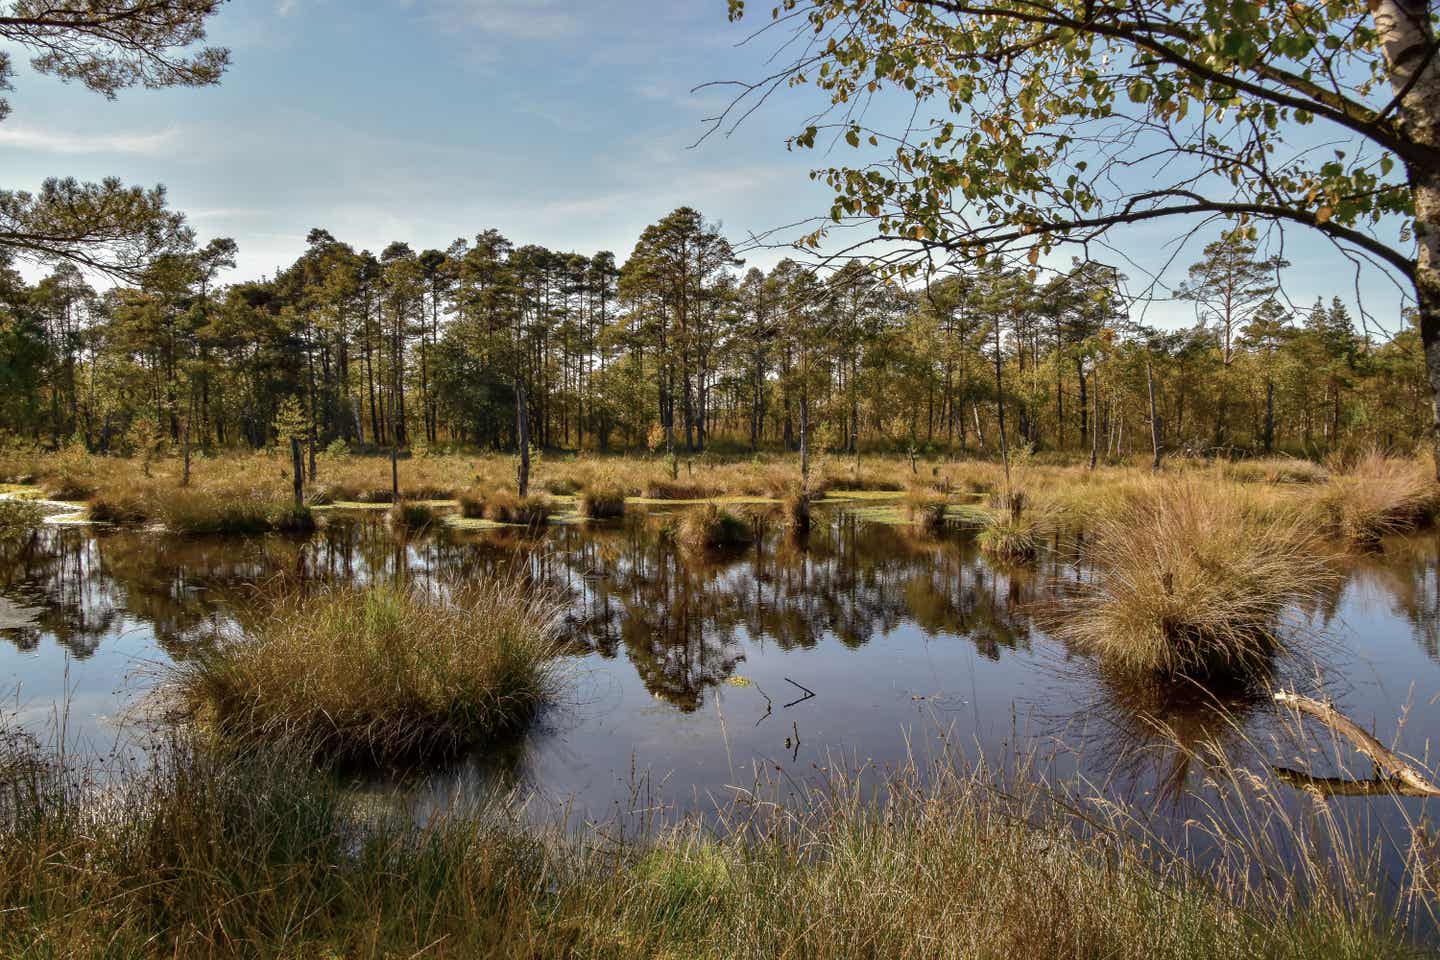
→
(1146, 358, 1162, 473)
(1089, 371, 1099, 471)
(1263, 377, 1275, 454)
(1373, 0, 1439, 477)
(293, 438, 305, 508)
(799, 383, 810, 495)
(994, 318, 1011, 495)
(516, 381, 531, 497)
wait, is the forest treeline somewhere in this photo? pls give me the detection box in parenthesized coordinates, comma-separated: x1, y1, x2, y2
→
(0, 206, 1427, 461)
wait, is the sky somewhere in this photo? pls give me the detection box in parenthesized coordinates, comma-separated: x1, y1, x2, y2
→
(0, 0, 1413, 334)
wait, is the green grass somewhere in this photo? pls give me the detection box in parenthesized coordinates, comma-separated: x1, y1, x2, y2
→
(174, 581, 564, 765)
(0, 729, 1424, 959)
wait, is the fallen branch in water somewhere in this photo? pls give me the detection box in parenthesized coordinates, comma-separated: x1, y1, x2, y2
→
(1272, 767, 1440, 797)
(1273, 691, 1440, 798)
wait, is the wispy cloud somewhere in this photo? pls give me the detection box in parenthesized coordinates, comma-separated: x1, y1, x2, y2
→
(0, 124, 179, 155)
(277, 0, 298, 15)
(401, 0, 581, 39)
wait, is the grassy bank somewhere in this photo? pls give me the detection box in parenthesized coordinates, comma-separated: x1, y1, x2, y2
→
(2, 446, 1436, 558)
(0, 728, 1425, 959)
(174, 581, 563, 765)
(0, 500, 41, 543)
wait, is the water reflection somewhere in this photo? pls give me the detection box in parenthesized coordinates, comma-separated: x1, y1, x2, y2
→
(1, 507, 1438, 824)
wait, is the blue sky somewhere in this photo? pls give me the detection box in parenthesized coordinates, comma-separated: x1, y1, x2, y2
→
(0, 0, 1412, 333)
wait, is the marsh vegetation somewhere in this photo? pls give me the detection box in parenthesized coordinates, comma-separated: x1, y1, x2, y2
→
(2, 450, 1440, 955)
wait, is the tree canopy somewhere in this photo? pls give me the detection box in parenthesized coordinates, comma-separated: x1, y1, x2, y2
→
(0, 0, 228, 278)
(720, 0, 1439, 466)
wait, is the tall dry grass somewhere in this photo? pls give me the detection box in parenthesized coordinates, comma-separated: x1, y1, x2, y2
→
(1310, 452, 1437, 545)
(0, 723, 1426, 959)
(175, 581, 564, 764)
(1058, 480, 1334, 677)
(678, 503, 755, 550)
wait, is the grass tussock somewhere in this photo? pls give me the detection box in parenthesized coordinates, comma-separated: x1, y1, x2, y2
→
(975, 490, 1054, 562)
(782, 491, 812, 530)
(643, 477, 721, 500)
(174, 581, 563, 765)
(0, 729, 1425, 959)
(1222, 457, 1327, 485)
(678, 503, 754, 551)
(90, 485, 317, 535)
(906, 490, 949, 531)
(483, 491, 553, 527)
(977, 511, 1047, 562)
(389, 499, 438, 532)
(1059, 480, 1332, 678)
(577, 485, 627, 520)
(544, 476, 583, 496)
(1312, 451, 1437, 545)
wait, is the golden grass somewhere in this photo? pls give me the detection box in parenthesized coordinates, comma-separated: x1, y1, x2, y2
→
(678, 503, 755, 550)
(9, 448, 1439, 557)
(388, 499, 438, 532)
(577, 484, 627, 520)
(174, 581, 564, 764)
(1221, 457, 1328, 485)
(1057, 479, 1334, 677)
(0, 728, 1424, 959)
(905, 489, 949, 531)
(483, 491, 554, 527)
(1310, 451, 1437, 545)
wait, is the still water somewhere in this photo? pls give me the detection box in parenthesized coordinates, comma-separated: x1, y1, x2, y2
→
(2, 502, 1438, 847)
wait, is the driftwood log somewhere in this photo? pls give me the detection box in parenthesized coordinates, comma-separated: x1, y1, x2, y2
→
(1272, 691, 1440, 798)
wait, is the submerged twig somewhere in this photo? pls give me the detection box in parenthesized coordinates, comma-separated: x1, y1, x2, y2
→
(782, 677, 815, 709)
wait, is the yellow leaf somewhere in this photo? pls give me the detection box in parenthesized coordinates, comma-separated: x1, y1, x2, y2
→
(1028, 245, 1041, 265)
(725, 676, 752, 687)
(1315, 206, 1333, 224)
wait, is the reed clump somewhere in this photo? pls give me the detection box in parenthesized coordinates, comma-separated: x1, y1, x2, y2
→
(1222, 457, 1327, 485)
(88, 490, 152, 524)
(1059, 480, 1331, 678)
(389, 498, 438, 532)
(160, 488, 305, 535)
(175, 581, 563, 765)
(1311, 452, 1437, 545)
(643, 477, 721, 500)
(679, 503, 754, 550)
(483, 491, 553, 527)
(92, 484, 318, 535)
(782, 490, 812, 530)
(977, 490, 1052, 562)
(906, 490, 949, 532)
(577, 484, 627, 520)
